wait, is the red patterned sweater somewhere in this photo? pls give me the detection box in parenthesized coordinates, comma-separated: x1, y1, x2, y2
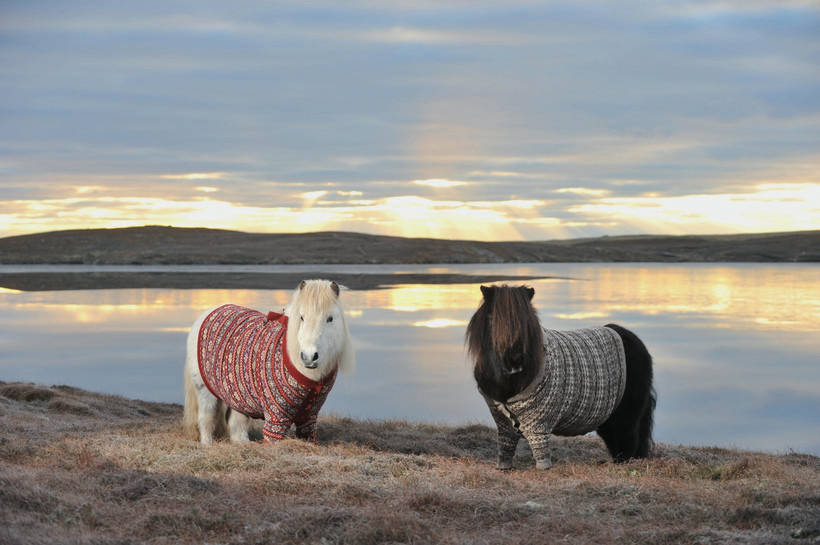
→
(197, 304, 337, 442)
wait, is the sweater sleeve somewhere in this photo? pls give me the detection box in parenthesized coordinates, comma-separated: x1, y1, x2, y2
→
(263, 413, 290, 442)
(292, 380, 333, 444)
(515, 394, 555, 469)
(522, 425, 553, 469)
(483, 395, 521, 469)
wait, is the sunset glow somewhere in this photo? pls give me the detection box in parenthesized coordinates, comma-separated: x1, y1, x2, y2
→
(1, 1, 818, 240)
(160, 172, 225, 180)
(412, 179, 470, 188)
(0, 181, 816, 240)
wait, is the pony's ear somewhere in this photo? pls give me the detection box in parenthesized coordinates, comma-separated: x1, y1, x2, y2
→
(524, 287, 535, 301)
(480, 285, 495, 303)
(298, 280, 306, 291)
(330, 281, 340, 297)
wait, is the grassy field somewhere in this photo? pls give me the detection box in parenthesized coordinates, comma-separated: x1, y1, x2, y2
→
(1, 382, 818, 544)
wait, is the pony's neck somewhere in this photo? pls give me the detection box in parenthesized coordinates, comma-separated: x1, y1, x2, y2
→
(475, 352, 541, 403)
(505, 355, 545, 403)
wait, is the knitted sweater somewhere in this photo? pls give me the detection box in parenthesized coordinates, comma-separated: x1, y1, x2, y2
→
(197, 304, 337, 443)
(482, 326, 626, 468)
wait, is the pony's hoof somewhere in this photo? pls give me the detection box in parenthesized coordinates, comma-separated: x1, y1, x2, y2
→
(497, 461, 514, 471)
(535, 459, 553, 470)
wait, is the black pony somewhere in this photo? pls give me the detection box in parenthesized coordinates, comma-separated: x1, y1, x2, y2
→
(466, 285, 656, 468)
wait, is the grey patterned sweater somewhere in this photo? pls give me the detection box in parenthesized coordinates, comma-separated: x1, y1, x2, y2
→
(482, 326, 626, 469)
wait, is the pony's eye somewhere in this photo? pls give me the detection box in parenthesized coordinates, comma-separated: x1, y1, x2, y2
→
(326, 316, 333, 323)
(300, 315, 304, 322)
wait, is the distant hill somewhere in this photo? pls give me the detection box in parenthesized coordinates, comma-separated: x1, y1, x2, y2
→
(0, 226, 818, 264)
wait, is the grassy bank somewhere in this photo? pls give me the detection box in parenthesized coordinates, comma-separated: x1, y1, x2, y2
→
(1, 382, 818, 544)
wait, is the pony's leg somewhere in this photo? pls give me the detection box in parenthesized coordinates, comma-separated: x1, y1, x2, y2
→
(597, 418, 639, 463)
(295, 419, 318, 443)
(227, 409, 252, 443)
(182, 360, 200, 440)
(484, 398, 522, 469)
(196, 388, 222, 445)
(522, 430, 553, 469)
(185, 307, 228, 445)
(521, 420, 552, 469)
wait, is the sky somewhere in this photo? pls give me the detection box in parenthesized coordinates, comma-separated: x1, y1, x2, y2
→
(1, 0, 819, 241)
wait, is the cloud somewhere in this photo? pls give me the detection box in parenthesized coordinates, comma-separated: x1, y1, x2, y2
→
(412, 179, 469, 188)
(161, 172, 225, 180)
(357, 26, 540, 46)
(568, 183, 820, 234)
(658, 0, 819, 16)
(300, 190, 330, 201)
(74, 186, 106, 194)
(555, 187, 611, 197)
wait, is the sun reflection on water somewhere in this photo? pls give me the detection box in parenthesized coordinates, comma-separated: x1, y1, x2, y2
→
(350, 283, 482, 314)
(1, 264, 816, 332)
(571, 265, 818, 331)
(413, 318, 470, 328)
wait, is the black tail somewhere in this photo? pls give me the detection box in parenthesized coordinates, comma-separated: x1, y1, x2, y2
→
(596, 324, 656, 462)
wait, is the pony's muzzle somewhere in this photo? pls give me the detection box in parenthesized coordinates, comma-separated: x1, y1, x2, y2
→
(301, 351, 319, 368)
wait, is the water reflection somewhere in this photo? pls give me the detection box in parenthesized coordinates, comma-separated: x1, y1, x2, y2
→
(413, 319, 469, 328)
(0, 264, 817, 455)
(551, 264, 819, 332)
(356, 283, 483, 313)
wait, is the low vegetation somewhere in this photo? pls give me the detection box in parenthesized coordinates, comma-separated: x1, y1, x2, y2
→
(1, 382, 818, 544)
(1, 226, 818, 264)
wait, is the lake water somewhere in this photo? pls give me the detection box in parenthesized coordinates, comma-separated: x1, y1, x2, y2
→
(1, 263, 818, 455)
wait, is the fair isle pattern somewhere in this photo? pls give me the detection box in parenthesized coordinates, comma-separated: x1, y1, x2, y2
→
(483, 326, 626, 467)
(197, 304, 337, 443)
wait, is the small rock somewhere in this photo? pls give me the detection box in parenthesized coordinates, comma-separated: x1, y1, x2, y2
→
(791, 527, 820, 539)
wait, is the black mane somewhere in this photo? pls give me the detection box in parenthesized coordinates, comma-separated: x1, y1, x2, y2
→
(465, 285, 544, 402)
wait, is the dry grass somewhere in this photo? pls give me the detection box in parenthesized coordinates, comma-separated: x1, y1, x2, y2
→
(1, 381, 818, 545)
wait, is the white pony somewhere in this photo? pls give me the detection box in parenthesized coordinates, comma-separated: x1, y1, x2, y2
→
(183, 279, 355, 444)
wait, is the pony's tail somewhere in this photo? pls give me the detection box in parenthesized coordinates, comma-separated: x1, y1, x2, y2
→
(599, 323, 656, 461)
(182, 363, 199, 441)
(637, 385, 657, 458)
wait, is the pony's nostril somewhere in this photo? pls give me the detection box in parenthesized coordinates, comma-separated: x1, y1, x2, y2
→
(311, 352, 319, 362)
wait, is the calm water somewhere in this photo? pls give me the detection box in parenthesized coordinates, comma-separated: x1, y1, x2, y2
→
(1, 263, 818, 455)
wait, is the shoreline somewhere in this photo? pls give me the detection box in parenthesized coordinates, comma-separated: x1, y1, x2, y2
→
(0, 271, 564, 291)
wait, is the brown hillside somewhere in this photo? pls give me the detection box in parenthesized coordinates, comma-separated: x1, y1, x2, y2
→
(0, 226, 818, 264)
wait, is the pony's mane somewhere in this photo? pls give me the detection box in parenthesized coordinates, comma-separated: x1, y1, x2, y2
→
(289, 279, 340, 316)
(466, 285, 544, 401)
(467, 286, 543, 360)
